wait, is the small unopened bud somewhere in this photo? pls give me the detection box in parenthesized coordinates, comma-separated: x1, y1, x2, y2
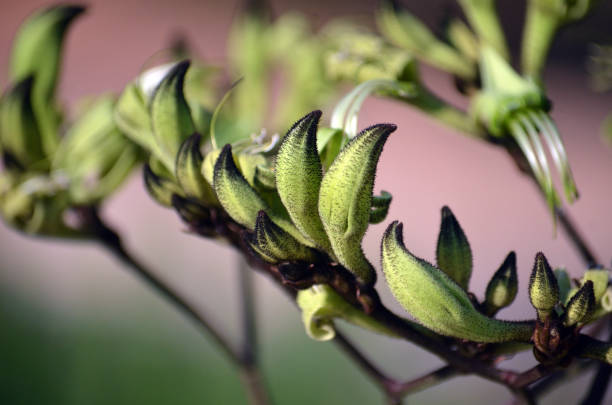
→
(529, 252, 560, 319)
(436, 206, 473, 290)
(564, 280, 595, 327)
(484, 251, 518, 316)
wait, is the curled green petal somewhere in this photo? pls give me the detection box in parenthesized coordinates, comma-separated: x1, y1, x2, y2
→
(246, 211, 318, 264)
(276, 111, 331, 252)
(381, 221, 532, 342)
(143, 163, 182, 207)
(528, 252, 560, 319)
(484, 252, 518, 316)
(10, 5, 85, 155)
(0, 77, 45, 169)
(296, 284, 398, 341)
(319, 124, 396, 285)
(175, 133, 217, 205)
(150, 60, 195, 172)
(436, 206, 473, 289)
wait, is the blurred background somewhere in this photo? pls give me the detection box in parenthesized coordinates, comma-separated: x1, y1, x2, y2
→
(1, 0, 612, 404)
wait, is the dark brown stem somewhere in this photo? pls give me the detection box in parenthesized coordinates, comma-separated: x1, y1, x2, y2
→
(77, 206, 241, 365)
(393, 365, 458, 397)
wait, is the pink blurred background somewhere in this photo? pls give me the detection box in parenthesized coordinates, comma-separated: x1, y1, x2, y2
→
(1, 1, 612, 404)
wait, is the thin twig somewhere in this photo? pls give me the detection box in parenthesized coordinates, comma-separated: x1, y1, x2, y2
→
(238, 257, 273, 405)
(394, 365, 458, 397)
(79, 206, 241, 365)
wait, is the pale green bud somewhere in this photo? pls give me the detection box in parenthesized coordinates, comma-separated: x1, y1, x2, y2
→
(150, 60, 195, 172)
(528, 252, 560, 319)
(381, 221, 533, 342)
(175, 133, 217, 206)
(484, 251, 518, 316)
(319, 124, 396, 285)
(564, 280, 595, 327)
(53, 96, 141, 204)
(0, 77, 45, 169)
(436, 206, 473, 289)
(143, 164, 183, 207)
(296, 284, 398, 341)
(246, 210, 318, 264)
(10, 5, 85, 155)
(276, 111, 332, 252)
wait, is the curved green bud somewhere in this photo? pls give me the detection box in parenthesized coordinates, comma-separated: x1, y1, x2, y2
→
(377, 3, 475, 79)
(436, 206, 473, 289)
(143, 164, 182, 207)
(150, 60, 195, 172)
(296, 284, 398, 341)
(115, 82, 156, 153)
(484, 251, 518, 316)
(213, 145, 310, 245)
(175, 133, 217, 205)
(319, 124, 396, 285)
(564, 280, 595, 327)
(53, 96, 141, 204)
(202, 148, 221, 187)
(10, 5, 85, 155)
(246, 211, 318, 264)
(381, 221, 533, 342)
(0, 77, 45, 169)
(528, 252, 560, 319)
(369, 190, 392, 224)
(253, 165, 276, 190)
(276, 111, 331, 252)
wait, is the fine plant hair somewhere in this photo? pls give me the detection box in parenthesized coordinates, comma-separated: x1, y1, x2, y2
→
(2, 1, 612, 405)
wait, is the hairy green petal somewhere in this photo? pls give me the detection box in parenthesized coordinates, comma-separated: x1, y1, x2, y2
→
(143, 163, 183, 207)
(10, 5, 84, 156)
(382, 221, 533, 342)
(528, 252, 560, 319)
(564, 280, 595, 327)
(436, 206, 473, 289)
(150, 60, 195, 172)
(484, 252, 518, 316)
(276, 110, 331, 252)
(247, 211, 318, 264)
(319, 124, 396, 285)
(175, 133, 217, 205)
(0, 77, 45, 169)
(297, 284, 398, 341)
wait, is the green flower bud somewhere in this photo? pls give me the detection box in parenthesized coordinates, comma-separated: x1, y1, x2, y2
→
(150, 60, 195, 172)
(319, 124, 396, 285)
(213, 144, 311, 245)
(528, 252, 560, 319)
(563, 280, 595, 327)
(369, 191, 392, 224)
(484, 251, 518, 316)
(435, 206, 473, 289)
(53, 96, 141, 204)
(376, 2, 475, 79)
(115, 82, 156, 154)
(296, 284, 398, 341)
(276, 111, 332, 252)
(175, 133, 217, 205)
(246, 211, 318, 264)
(0, 77, 45, 170)
(381, 221, 533, 342)
(143, 164, 183, 207)
(10, 5, 85, 155)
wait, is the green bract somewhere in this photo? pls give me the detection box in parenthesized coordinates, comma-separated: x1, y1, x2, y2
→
(318, 123, 396, 285)
(276, 110, 332, 253)
(435, 206, 472, 289)
(382, 221, 532, 342)
(296, 284, 397, 341)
